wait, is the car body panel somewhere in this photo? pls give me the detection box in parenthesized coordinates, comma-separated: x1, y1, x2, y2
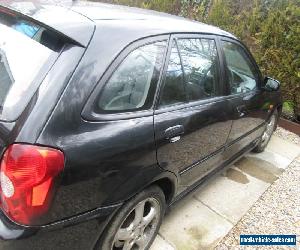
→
(224, 91, 268, 159)
(154, 98, 233, 187)
(0, 44, 86, 174)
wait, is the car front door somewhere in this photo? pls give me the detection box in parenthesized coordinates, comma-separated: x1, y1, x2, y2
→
(154, 35, 232, 189)
(219, 38, 269, 159)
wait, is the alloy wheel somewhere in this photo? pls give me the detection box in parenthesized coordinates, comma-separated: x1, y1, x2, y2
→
(261, 114, 276, 147)
(111, 198, 161, 250)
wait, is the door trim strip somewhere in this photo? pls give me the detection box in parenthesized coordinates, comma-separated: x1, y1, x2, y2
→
(179, 146, 224, 175)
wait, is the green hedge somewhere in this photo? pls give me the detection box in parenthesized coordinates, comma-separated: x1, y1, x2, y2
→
(95, 0, 300, 121)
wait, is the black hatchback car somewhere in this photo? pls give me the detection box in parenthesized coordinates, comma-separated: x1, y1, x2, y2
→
(0, 1, 282, 250)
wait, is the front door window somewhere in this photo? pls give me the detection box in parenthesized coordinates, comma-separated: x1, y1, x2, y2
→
(222, 41, 258, 94)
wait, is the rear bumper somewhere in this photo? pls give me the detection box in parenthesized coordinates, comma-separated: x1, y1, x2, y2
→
(0, 203, 122, 250)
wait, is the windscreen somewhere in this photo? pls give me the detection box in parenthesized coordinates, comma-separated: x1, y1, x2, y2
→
(0, 7, 64, 121)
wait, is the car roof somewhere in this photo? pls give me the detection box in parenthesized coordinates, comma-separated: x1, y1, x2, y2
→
(1, 1, 236, 46)
(71, 2, 235, 37)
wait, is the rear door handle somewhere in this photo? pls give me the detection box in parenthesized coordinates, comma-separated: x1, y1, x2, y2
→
(164, 125, 184, 143)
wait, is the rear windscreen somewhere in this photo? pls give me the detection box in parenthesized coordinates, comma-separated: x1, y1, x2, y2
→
(0, 7, 64, 121)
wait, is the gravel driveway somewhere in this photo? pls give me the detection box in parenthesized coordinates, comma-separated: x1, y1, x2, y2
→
(274, 126, 300, 145)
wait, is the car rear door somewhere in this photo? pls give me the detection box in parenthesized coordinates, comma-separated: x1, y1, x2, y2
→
(154, 34, 232, 189)
(219, 37, 269, 159)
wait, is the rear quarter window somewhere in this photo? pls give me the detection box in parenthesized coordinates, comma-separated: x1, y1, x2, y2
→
(96, 41, 167, 113)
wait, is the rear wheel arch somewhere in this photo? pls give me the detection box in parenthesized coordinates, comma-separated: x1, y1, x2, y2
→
(102, 168, 178, 207)
(151, 177, 176, 204)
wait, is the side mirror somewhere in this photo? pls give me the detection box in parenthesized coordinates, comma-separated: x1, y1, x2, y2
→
(262, 77, 280, 91)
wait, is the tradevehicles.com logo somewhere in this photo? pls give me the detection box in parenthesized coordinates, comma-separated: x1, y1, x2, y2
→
(240, 235, 297, 246)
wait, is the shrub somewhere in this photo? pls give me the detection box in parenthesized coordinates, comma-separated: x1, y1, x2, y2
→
(94, 0, 300, 121)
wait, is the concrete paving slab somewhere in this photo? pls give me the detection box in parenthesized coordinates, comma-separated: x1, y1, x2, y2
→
(248, 150, 292, 169)
(266, 136, 300, 160)
(234, 155, 284, 183)
(194, 149, 289, 224)
(194, 164, 270, 224)
(151, 234, 175, 250)
(159, 196, 233, 250)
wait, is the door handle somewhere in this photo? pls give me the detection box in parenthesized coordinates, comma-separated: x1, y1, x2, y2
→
(164, 125, 184, 143)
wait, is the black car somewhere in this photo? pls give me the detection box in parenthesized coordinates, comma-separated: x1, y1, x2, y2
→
(0, 1, 282, 250)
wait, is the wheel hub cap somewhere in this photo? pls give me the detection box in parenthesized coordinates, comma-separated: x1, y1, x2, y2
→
(261, 114, 276, 146)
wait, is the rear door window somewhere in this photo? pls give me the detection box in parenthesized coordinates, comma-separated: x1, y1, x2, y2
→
(177, 38, 219, 102)
(159, 37, 220, 108)
(0, 8, 64, 121)
(159, 40, 187, 107)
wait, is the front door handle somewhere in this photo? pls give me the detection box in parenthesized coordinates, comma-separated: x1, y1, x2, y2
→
(164, 125, 184, 143)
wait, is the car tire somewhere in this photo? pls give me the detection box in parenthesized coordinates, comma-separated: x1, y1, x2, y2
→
(252, 110, 278, 153)
(97, 185, 166, 250)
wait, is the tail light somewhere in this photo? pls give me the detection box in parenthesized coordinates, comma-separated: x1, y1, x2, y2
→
(0, 144, 64, 225)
